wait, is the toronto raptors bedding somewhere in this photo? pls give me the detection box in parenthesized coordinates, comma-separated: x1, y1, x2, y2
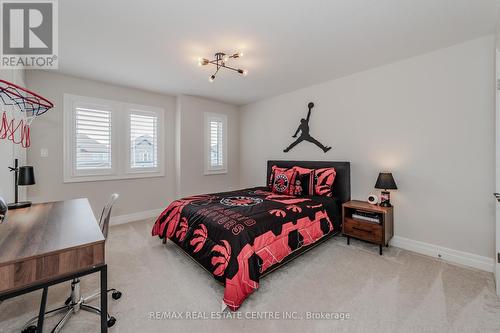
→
(151, 161, 350, 311)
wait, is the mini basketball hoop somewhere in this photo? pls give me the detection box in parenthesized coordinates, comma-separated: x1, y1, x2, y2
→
(0, 79, 53, 148)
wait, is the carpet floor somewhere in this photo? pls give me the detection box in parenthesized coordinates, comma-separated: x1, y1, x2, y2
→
(1, 219, 500, 333)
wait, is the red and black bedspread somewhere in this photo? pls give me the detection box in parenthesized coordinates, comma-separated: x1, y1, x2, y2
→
(151, 187, 340, 311)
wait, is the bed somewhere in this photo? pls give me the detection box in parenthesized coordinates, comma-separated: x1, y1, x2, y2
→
(151, 160, 351, 310)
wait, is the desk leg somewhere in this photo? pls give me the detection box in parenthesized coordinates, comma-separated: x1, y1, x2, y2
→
(37, 287, 48, 333)
(100, 265, 108, 333)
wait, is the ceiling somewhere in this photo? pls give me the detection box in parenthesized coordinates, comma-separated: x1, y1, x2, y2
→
(58, 0, 500, 105)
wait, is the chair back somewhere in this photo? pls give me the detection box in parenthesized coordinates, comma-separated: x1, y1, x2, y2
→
(0, 197, 7, 224)
(99, 193, 119, 239)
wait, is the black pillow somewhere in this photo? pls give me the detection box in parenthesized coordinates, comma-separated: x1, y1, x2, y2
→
(292, 167, 315, 196)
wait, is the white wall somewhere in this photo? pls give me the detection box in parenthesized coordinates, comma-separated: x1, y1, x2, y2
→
(26, 71, 177, 217)
(0, 69, 27, 203)
(20, 36, 494, 262)
(176, 95, 240, 197)
(25, 73, 241, 218)
(240, 36, 495, 260)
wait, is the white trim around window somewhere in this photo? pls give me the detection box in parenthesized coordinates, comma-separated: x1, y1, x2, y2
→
(204, 112, 228, 175)
(63, 94, 165, 183)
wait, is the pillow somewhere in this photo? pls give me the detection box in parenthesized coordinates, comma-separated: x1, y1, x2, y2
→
(271, 168, 298, 195)
(268, 165, 287, 189)
(313, 167, 336, 197)
(292, 166, 315, 196)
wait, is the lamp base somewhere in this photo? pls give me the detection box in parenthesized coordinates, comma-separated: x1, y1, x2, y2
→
(8, 201, 32, 209)
(379, 190, 392, 207)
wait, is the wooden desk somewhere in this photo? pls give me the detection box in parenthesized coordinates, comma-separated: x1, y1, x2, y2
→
(0, 199, 108, 332)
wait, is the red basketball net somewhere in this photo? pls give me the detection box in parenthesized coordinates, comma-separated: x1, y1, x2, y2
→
(0, 79, 53, 148)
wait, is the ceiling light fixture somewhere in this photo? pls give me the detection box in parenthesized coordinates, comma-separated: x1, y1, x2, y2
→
(198, 52, 247, 82)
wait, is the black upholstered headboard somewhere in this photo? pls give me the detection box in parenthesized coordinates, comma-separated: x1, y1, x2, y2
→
(266, 160, 351, 203)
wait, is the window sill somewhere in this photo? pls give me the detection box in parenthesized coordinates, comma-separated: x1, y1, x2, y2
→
(204, 169, 228, 176)
(63, 171, 165, 183)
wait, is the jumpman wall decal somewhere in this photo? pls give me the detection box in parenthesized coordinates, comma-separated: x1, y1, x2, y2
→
(283, 102, 331, 153)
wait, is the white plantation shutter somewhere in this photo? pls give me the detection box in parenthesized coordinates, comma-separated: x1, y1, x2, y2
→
(130, 112, 158, 169)
(74, 106, 112, 171)
(205, 112, 227, 174)
(210, 119, 223, 167)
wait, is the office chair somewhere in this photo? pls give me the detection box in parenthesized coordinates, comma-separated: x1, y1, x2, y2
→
(22, 194, 122, 333)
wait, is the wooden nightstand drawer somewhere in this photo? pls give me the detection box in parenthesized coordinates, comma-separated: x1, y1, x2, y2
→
(344, 218, 382, 243)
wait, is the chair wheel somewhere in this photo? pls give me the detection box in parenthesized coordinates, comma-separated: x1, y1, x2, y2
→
(111, 291, 122, 300)
(107, 316, 116, 327)
(22, 325, 38, 333)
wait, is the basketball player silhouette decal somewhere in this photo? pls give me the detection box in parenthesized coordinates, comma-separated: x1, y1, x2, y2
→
(283, 102, 331, 153)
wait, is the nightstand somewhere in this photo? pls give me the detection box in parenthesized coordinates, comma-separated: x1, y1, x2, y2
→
(342, 200, 394, 255)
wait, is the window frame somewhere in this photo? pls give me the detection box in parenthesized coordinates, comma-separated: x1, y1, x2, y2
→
(63, 94, 165, 183)
(204, 112, 228, 175)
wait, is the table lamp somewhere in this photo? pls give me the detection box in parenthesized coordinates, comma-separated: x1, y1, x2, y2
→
(375, 172, 397, 207)
(8, 159, 35, 209)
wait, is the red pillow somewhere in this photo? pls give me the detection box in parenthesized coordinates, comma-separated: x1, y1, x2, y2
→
(293, 166, 315, 196)
(268, 165, 286, 189)
(271, 168, 298, 195)
(314, 167, 336, 197)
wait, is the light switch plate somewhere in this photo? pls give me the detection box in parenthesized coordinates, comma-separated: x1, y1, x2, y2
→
(40, 148, 48, 157)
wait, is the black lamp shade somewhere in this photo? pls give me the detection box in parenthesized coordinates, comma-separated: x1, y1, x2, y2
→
(375, 172, 397, 190)
(18, 166, 35, 186)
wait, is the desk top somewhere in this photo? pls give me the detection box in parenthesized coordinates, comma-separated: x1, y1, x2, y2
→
(0, 198, 104, 266)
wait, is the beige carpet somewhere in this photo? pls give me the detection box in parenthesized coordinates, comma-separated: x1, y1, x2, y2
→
(1, 219, 500, 333)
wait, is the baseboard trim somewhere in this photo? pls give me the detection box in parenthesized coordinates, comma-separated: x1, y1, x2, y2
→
(110, 208, 163, 226)
(390, 236, 494, 272)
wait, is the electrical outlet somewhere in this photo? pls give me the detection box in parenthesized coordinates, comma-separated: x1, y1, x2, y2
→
(40, 148, 48, 157)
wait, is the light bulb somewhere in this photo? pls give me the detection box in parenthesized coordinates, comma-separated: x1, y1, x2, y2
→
(209, 75, 216, 82)
(223, 55, 229, 62)
(238, 52, 244, 57)
(197, 58, 203, 66)
(242, 69, 248, 76)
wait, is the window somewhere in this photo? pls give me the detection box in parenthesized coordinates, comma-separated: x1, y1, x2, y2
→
(64, 94, 165, 182)
(210, 119, 223, 167)
(128, 110, 159, 171)
(75, 106, 112, 172)
(204, 112, 227, 174)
